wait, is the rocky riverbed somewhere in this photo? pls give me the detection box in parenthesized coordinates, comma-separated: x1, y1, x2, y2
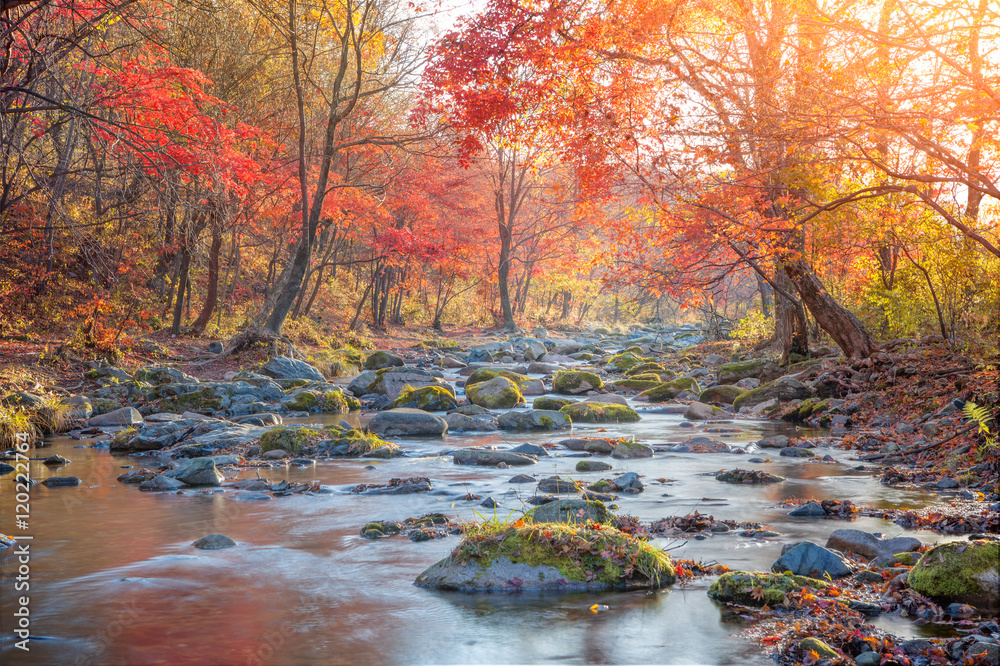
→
(1, 325, 997, 664)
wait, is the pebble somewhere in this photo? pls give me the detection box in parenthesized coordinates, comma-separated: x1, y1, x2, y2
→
(192, 534, 237, 549)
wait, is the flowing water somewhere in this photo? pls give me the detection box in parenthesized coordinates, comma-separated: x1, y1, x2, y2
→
(0, 377, 964, 665)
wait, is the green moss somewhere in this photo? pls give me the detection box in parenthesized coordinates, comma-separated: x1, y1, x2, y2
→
(698, 385, 745, 404)
(560, 402, 641, 423)
(638, 382, 681, 402)
(908, 540, 1000, 609)
(392, 385, 457, 411)
(361, 521, 402, 538)
(162, 389, 222, 413)
(589, 480, 612, 492)
(613, 379, 661, 392)
(607, 352, 647, 371)
(892, 552, 920, 566)
(627, 362, 665, 376)
(799, 638, 839, 659)
(365, 350, 400, 369)
(533, 396, 574, 411)
(322, 424, 401, 458)
(454, 522, 674, 587)
(288, 391, 319, 411)
(108, 427, 137, 451)
(466, 377, 524, 409)
(668, 376, 700, 393)
(718, 359, 766, 376)
(552, 371, 603, 394)
(319, 391, 361, 413)
(708, 571, 830, 607)
(621, 346, 643, 355)
(259, 426, 321, 453)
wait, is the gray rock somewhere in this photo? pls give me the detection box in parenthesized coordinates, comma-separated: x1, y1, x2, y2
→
(480, 497, 500, 508)
(855, 652, 881, 666)
(134, 367, 199, 385)
(347, 370, 380, 396)
(444, 413, 497, 432)
(757, 435, 790, 449)
(508, 474, 535, 483)
(510, 443, 549, 457)
(497, 410, 568, 430)
(192, 534, 237, 549)
(208, 341, 224, 354)
(536, 476, 580, 493)
(43, 455, 70, 466)
(138, 475, 184, 491)
(174, 458, 224, 486)
(772, 541, 853, 578)
(88, 407, 143, 427)
(585, 394, 629, 406)
(64, 395, 93, 419)
(936, 477, 959, 489)
(684, 402, 723, 420)
(826, 529, 921, 560)
(611, 472, 643, 493)
(788, 501, 827, 517)
(526, 362, 561, 374)
(416, 556, 618, 591)
(453, 449, 537, 466)
(260, 356, 326, 382)
(232, 491, 271, 501)
(368, 408, 448, 437)
(561, 438, 615, 454)
(262, 449, 288, 459)
(41, 476, 81, 487)
(733, 379, 812, 410)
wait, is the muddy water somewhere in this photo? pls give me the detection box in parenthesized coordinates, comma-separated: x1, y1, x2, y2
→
(0, 390, 963, 665)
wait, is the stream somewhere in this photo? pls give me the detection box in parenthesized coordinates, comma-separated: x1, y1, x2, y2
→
(0, 374, 967, 665)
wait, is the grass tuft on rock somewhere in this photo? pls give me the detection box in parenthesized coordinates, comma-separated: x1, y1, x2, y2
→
(0, 405, 39, 449)
(259, 426, 321, 453)
(454, 521, 674, 588)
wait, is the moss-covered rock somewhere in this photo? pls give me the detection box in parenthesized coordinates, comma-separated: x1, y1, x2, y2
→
(552, 371, 603, 395)
(732, 380, 812, 411)
(638, 377, 699, 402)
(715, 468, 785, 484)
(416, 522, 674, 591)
(259, 426, 321, 453)
(799, 638, 840, 660)
(606, 352, 646, 372)
(321, 424, 402, 458)
(698, 385, 745, 405)
(532, 396, 575, 411)
(707, 571, 830, 607)
(716, 359, 780, 385)
(560, 402, 640, 423)
(612, 379, 662, 392)
(466, 377, 524, 409)
(908, 540, 999, 613)
(465, 367, 530, 388)
(627, 362, 665, 376)
(524, 498, 610, 524)
(392, 385, 458, 411)
(160, 389, 222, 413)
(287, 389, 360, 413)
(364, 350, 404, 370)
(782, 398, 831, 422)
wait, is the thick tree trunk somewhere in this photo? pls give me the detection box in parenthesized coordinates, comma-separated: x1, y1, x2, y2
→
(191, 225, 223, 334)
(774, 268, 809, 358)
(784, 260, 878, 359)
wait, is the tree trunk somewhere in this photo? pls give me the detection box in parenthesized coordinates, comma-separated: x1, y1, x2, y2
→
(171, 249, 192, 335)
(497, 221, 516, 330)
(191, 224, 223, 334)
(784, 260, 878, 358)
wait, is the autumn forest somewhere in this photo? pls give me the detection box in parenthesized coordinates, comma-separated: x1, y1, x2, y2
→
(0, 0, 997, 359)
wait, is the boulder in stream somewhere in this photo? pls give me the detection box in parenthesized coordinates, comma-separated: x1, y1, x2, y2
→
(497, 410, 568, 430)
(772, 541, 853, 579)
(908, 539, 999, 613)
(367, 408, 447, 437)
(415, 522, 673, 591)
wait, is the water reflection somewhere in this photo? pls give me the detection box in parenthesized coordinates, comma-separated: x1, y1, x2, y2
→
(0, 397, 964, 664)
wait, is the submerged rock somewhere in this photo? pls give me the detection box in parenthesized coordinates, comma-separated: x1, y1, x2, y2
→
(350, 477, 432, 495)
(192, 534, 237, 550)
(453, 449, 536, 466)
